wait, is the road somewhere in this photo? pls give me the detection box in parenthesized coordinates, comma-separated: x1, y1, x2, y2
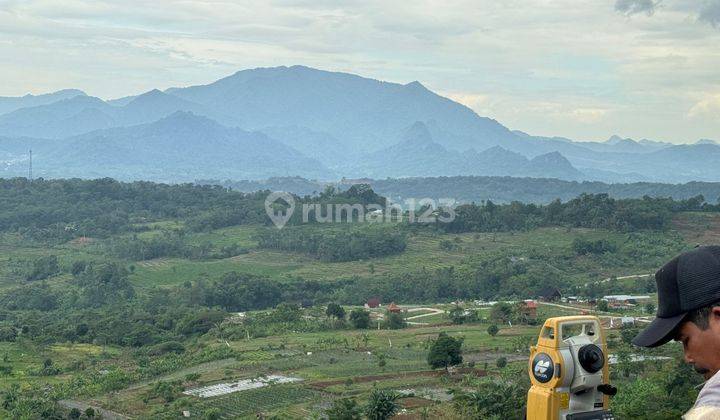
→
(58, 400, 129, 420)
(584, 273, 652, 287)
(538, 302, 652, 324)
(405, 307, 445, 320)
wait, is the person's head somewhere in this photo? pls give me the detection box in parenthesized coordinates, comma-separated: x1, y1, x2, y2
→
(634, 246, 720, 379)
(674, 300, 720, 379)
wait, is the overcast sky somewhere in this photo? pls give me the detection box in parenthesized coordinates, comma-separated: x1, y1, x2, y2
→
(1, 0, 719, 143)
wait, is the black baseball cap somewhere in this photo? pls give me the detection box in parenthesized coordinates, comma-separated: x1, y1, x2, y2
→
(633, 246, 720, 348)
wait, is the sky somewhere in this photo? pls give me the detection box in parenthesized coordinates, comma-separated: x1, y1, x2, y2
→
(1, 0, 719, 143)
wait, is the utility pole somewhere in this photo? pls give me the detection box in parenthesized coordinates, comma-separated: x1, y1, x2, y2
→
(28, 149, 33, 181)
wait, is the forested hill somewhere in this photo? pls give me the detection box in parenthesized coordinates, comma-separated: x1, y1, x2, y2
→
(2, 177, 718, 244)
(204, 176, 720, 204)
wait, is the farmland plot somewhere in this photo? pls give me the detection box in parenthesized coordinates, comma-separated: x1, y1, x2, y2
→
(184, 374, 302, 398)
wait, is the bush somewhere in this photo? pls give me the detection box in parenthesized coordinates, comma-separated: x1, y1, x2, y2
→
(453, 380, 526, 419)
(257, 226, 407, 262)
(326, 303, 346, 320)
(384, 312, 406, 330)
(364, 389, 400, 420)
(0, 326, 17, 342)
(326, 398, 362, 420)
(26, 255, 59, 281)
(487, 324, 499, 337)
(572, 238, 617, 255)
(349, 309, 371, 329)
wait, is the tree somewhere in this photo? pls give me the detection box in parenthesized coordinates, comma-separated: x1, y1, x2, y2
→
(490, 302, 514, 324)
(326, 398, 362, 420)
(597, 299, 609, 312)
(349, 309, 371, 329)
(326, 303, 346, 320)
(71, 260, 88, 276)
(377, 353, 387, 370)
(204, 408, 221, 420)
(645, 302, 656, 314)
(364, 389, 400, 420)
(620, 326, 639, 345)
(384, 312, 406, 329)
(496, 357, 507, 368)
(487, 324, 499, 337)
(427, 332, 463, 372)
(26, 255, 59, 281)
(84, 407, 96, 418)
(453, 380, 526, 419)
(449, 305, 466, 324)
(611, 378, 664, 418)
(0, 326, 17, 342)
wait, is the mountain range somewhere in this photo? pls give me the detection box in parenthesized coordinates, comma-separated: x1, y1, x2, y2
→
(0, 65, 718, 183)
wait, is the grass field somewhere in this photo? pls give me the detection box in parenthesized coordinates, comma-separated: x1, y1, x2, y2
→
(127, 225, 685, 288)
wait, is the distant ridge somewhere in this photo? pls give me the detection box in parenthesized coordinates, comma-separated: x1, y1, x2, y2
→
(211, 176, 720, 205)
(0, 65, 719, 183)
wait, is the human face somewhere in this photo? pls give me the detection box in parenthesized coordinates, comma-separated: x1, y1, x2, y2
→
(675, 307, 720, 380)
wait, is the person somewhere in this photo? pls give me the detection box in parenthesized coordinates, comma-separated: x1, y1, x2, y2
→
(633, 245, 720, 419)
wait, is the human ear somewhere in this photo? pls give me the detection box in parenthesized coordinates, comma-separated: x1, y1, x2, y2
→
(711, 307, 720, 328)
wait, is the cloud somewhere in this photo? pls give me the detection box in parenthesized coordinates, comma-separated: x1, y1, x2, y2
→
(615, 0, 659, 16)
(698, 0, 720, 27)
(688, 93, 720, 118)
(0, 0, 719, 142)
(441, 92, 489, 110)
(570, 108, 608, 123)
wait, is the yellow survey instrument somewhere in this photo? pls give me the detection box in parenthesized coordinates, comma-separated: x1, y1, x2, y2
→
(526, 316, 616, 420)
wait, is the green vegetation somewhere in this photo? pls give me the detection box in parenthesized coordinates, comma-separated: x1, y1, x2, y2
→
(0, 178, 716, 418)
(257, 225, 407, 262)
(427, 333, 463, 372)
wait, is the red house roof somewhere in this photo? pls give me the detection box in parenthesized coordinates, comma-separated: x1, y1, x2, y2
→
(367, 298, 381, 308)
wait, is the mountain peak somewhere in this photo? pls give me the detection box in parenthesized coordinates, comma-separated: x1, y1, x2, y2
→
(128, 89, 167, 102)
(531, 151, 565, 162)
(400, 121, 433, 144)
(528, 151, 583, 180)
(404, 81, 427, 91)
(606, 134, 625, 144)
(159, 110, 206, 122)
(150, 111, 220, 130)
(49, 89, 87, 98)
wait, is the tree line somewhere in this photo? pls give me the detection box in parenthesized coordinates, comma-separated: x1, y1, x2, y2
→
(256, 225, 407, 262)
(438, 193, 715, 233)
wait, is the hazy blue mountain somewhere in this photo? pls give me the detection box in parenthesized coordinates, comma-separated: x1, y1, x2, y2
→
(696, 138, 718, 145)
(352, 122, 458, 177)
(526, 151, 584, 180)
(467, 146, 530, 175)
(629, 143, 720, 182)
(0, 90, 210, 139)
(0, 96, 116, 138)
(350, 122, 584, 180)
(600, 135, 671, 152)
(3, 112, 331, 182)
(0, 89, 86, 116)
(0, 65, 717, 183)
(166, 65, 516, 153)
(114, 89, 209, 126)
(259, 125, 351, 168)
